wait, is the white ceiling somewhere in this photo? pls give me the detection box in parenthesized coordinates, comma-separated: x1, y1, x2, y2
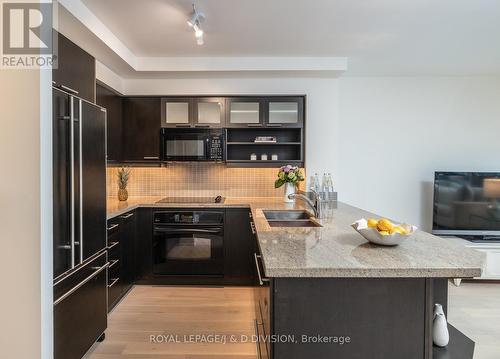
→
(69, 0, 500, 76)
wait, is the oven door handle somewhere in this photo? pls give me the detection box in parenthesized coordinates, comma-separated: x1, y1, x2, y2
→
(153, 228, 223, 235)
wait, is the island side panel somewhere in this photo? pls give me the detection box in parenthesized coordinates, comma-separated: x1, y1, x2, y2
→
(272, 278, 428, 359)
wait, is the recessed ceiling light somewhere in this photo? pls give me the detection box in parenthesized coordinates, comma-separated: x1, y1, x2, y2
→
(187, 4, 205, 46)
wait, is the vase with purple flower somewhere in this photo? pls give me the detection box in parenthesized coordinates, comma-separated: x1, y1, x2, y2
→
(274, 165, 305, 202)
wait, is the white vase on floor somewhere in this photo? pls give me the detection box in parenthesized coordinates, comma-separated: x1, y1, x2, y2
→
(284, 182, 296, 203)
(433, 303, 449, 347)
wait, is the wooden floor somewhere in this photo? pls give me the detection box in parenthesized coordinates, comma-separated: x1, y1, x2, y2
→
(448, 281, 500, 359)
(85, 286, 258, 359)
(86, 282, 500, 359)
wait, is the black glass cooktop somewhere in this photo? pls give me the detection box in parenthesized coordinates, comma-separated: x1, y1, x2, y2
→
(156, 196, 225, 204)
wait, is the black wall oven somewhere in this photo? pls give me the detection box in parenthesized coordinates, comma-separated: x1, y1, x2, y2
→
(161, 128, 224, 161)
(152, 211, 224, 276)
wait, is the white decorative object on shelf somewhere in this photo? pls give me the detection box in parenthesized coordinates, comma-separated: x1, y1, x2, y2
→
(284, 182, 296, 203)
(433, 304, 449, 347)
(271, 154, 278, 160)
(261, 154, 268, 161)
(250, 153, 257, 161)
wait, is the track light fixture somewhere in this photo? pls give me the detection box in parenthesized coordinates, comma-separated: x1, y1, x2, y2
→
(187, 4, 205, 45)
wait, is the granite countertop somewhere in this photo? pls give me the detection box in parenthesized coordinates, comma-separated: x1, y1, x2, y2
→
(107, 197, 484, 279)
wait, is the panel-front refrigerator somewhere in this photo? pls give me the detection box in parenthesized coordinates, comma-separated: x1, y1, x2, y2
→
(52, 87, 108, 359)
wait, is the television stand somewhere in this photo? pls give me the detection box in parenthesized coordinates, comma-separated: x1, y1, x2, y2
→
(441, 236, 500, 285)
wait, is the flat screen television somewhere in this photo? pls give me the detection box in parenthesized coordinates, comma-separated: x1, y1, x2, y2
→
(432, 172, 500, 240)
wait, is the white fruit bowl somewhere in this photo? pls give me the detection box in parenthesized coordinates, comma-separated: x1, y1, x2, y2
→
(351, 218, 417, 246)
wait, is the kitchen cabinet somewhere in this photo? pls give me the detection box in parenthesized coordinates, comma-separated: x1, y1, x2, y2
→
(96, 83, 123, 162)
(224, 208, 257, 284)
(52, 31, 96, 103)
(266, 96, 304, 128)
(226, 97, 266, 128)
(161, 97, 192, 128)
(122, 97, 161, 162)
(106, 210, 136, 311)
(161, 97, 225, 128)
(193, 97, 225, 128)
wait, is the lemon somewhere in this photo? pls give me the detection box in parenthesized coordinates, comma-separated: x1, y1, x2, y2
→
(390, 226, 406, 235)
(378, 230, 390, 236)
(367, 218, 378, 228)
(377, 218, 394, 232)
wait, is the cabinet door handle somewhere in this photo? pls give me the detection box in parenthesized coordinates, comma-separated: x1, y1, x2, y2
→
(108, 278, 119, 288)
(108, 241, 119, 250)
(175, 124, 191, 128)
(107, 223, 119, 231)
(247, 124, 263, 127)
(143, 156, 159, 160)
(194, 124, 210, 128)
(266, 123, 283, 127)
(60, 84, 79, 94)
(254, 253, 269, 285)
(120, 212, 134, 219)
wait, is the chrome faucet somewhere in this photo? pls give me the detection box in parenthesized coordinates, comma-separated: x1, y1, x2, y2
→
(288, 190, 323, 219)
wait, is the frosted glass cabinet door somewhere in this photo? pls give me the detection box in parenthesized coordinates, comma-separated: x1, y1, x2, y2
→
(161, 98, 192, 128)
(227, 98, 264, 127)
(267, 97, 304, 127)
(194, 98, 225, 128)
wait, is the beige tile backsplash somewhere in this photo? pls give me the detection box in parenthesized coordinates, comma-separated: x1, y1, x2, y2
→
(107, 163, 305, 198)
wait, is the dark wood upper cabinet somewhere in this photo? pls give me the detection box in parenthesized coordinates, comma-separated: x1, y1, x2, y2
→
(96, 83, 122, 162)
(193, 97, 225, 128)
(161, 97, 225, 128)
(225, 97, 266, 128)
(52, 31, 96, 103)
(266, 96, 304, 128)
(122, 97, 161, 162)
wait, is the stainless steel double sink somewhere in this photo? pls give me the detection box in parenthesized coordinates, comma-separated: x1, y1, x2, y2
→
(263, 210, 322, 227)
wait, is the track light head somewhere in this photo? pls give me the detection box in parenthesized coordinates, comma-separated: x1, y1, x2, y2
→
(187, 4, 205, 46)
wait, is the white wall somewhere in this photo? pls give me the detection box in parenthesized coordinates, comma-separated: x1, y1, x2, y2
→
(338, 77, 500, 230)
(0, 68, 52, 358)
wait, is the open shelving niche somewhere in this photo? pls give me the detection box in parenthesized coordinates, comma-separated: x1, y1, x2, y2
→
(225, 128, 304, 167)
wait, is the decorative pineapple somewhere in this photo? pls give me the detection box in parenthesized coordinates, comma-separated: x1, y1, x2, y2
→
(117, 167, 131, 201)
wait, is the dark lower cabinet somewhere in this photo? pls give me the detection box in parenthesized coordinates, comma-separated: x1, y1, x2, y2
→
(54, 252, 107, 359)
(224, 208, 257, 285)
(107, 210, 137, 311)
(122, 97, 161, 162)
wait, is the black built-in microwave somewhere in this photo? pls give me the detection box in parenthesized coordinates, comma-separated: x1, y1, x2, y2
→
(161, 128, 224, 161)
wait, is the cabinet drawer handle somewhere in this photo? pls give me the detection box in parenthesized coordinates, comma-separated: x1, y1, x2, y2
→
(143, 156, 159, 160)
(108, 241, 119, 250)
(175, 124, 191, 128)
(108, 278, 119, 288)
(254, 253, 269, 285)
(120, 212, 134, 219)
(54, 263, 108, 306)
(109, 259, 119, 268)
(107, 223, 119, 231)
(59, 84, 79, 94)
(194, 124, 210, 127)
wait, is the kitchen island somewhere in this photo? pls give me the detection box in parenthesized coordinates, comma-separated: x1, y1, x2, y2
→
(106, 197, 483, 359)
(252, 202, 483, 359)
